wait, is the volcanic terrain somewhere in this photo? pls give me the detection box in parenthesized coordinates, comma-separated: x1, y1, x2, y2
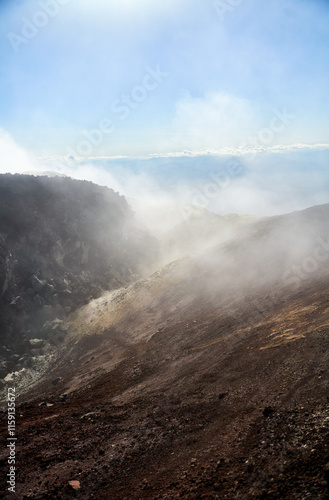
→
(1, 176, 329, 499)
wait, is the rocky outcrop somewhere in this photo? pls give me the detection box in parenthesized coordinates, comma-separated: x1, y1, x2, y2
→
(0, 174, 158, 377)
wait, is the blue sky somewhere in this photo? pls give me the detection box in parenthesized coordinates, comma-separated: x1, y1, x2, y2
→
(0, 0, 328, 157)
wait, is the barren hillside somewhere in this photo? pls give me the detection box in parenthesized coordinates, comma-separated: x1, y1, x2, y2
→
(1, 192, 329, 498)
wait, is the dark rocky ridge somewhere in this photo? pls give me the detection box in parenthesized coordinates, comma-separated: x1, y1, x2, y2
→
(0, 174, 158, 377)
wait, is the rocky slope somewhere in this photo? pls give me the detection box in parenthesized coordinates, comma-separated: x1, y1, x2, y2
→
(0, 201, 329, 498)
(0, 174, 158, 379)
(129, 198, 259, 264)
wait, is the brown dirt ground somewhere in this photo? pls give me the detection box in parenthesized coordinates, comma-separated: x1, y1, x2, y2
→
(1, 264, 329, 499)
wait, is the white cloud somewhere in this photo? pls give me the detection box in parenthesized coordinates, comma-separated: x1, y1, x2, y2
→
(170, 91, 259, 151)
(0, 129, 37, 174)
(146, 142, 329, 159)
(38, 142, 328, 162)
(1, 128, 328, 222)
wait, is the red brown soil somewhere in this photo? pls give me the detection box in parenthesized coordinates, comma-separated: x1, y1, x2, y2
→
(1, 262, 329, 499)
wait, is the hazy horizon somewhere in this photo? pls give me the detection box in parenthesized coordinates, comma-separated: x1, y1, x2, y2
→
(0, 0, 328, 217)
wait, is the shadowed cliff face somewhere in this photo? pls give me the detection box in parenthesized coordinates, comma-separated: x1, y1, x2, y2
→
(0, 174, 158, 376)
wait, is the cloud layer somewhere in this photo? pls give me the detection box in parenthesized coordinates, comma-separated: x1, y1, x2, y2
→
(1, 130, 328, 224)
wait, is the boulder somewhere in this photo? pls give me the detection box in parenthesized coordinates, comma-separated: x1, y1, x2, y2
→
(29, 338, 45, 349)
(31, 275, 46, 292)
(41, 319, 68, 345)
(34, 295, 45, 307)
(10, 296, 26, 310)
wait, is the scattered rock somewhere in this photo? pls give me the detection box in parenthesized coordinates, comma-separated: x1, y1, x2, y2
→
(9, 354, 20, 364)
(52, 377, 62, 386)
(30, 348, 43, 357)
(263, 406, 275, 418)
(80, 412, 101, 420)
(42, 319, 68, 344)
(31, 275, 47, 292)
(34, 295, 45, 307)
(10, 296, 26, 310)
(68, 480, 80, 490)
(29, 339, 45, 349)
(19, 356, 32, 368)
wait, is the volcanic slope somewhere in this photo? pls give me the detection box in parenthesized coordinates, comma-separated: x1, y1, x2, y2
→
(1, 204, 329, 498)
(0, 174, 158, 379)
